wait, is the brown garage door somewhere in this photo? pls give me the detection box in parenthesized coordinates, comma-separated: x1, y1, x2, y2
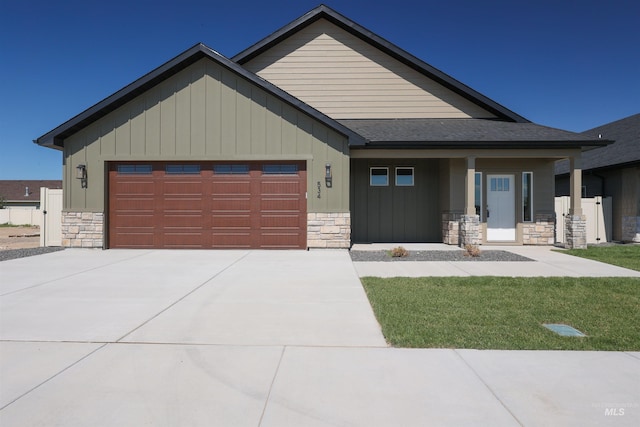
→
(108, 162, 307, 249)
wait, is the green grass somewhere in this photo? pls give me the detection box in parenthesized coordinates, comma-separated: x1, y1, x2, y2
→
(362, 276, 640, 350)
(559, 244, 640, 271)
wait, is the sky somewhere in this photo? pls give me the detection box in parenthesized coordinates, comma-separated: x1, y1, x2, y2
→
(1, 0, 638, 179)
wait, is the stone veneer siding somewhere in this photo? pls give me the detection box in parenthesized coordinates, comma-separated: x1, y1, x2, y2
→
(62, 211, 104, 248)
(564, 214, 587, 249)
(442, 211, 461, 245)
(307, 212, 350, 248)
(442, 212, 484, 246)
(622, 216, 640, 243)
(522, 213, 555, 245)
(459, 214, 481, 246)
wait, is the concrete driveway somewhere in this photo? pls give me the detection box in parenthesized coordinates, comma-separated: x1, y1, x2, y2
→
(1, 249, 639, 426)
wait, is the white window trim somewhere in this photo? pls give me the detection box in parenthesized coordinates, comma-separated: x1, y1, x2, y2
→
(395, 167, 415, 186)
(475, 171, 482, 221)
(370, 167, 389, 186)
(522, 171, 533, 222)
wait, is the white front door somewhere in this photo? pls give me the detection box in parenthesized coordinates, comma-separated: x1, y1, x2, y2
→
(487, 174, 515, 241)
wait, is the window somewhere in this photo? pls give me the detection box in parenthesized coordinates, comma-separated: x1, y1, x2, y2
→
(370, 167, 389, 186)
(262, 164, 298, 174)
(523, 172, 533, 222)
(166, 164, 201, 174)
(395, 167, 414, 186)
(117, 164, 152, 174)
(214, 164, 250, 174)
(490, 177, 510, 192)
(475, 172, 482, 220)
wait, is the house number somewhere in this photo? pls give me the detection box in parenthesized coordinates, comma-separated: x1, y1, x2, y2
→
(317, 181, 321, 198)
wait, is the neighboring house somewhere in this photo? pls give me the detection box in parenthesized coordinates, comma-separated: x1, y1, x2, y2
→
(35, 5, 607, 250)
(0, 180, 62, 209)
(556, 113, 640, 242)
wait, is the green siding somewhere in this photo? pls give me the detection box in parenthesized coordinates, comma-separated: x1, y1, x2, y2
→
(63, 58, 349, 213)
(351, 159, 441, 242)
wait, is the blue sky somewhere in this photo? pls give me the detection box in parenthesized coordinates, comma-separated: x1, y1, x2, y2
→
(1, 0, 638, 179)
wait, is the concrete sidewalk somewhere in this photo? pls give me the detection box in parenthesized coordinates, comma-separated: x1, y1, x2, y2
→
(1, 249, 639, 426)
(352, 243, 640, 277)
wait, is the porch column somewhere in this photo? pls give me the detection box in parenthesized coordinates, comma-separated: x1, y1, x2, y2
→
(565, 154, 587, 249)
(464, 156, 476, 216)
(460, 156, 480, 247)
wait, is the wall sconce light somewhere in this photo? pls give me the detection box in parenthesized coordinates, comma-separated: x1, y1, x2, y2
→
(76, 164, 87, 188)
(325, 163, 332, 188)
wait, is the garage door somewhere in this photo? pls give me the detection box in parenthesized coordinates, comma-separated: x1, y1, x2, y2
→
(108, 162, 307, 249)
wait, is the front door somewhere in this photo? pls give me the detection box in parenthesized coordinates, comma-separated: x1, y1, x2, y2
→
(487, 174, 515, 241)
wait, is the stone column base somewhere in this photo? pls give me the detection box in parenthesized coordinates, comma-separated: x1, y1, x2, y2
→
(307, 212, 351, 248)
(442, 211, 461, 245)
(62, 212, 104, 248)
(564, 214, 587, 249)
(523, 213, 555, 245)
(622, 216, 640, 243)
(459, 214, 481, 247)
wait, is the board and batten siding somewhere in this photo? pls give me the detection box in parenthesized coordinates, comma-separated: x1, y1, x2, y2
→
(63, 58, 349, 213)
(243, 19, 496, 120)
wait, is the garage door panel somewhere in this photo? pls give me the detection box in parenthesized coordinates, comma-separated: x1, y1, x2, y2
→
(261, 198, 301, 211)
(212, 181, 251, 194)
(211, 215, 251, 228)
(211, 198, 251, 211)
(260, 215, 301, 228)
(260, 181, 300, 194)
(260, 233, 302, 248)
(112, 181, 155, 195)
(212, 233, 252, 248)
(109, 162, 306, 249)
(163, 181, 203, 195)
(111, 232, 155, 248)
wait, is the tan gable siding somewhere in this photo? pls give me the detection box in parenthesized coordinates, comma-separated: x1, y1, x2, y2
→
(63, 58, 349, 213)
(244, 19, 496, 119)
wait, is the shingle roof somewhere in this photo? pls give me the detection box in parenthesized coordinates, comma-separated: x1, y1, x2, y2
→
(555, 113, 640, 174)
(0, 180, 62, 202)
(35, 43, 366, 149)
(338, 119, 610, 149)
(232, 5, 528, 123)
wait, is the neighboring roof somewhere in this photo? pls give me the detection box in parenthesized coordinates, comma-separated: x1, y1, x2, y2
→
(0, 180, 62, 202)
(35, 43, 367, 149)
(555, 113, 640, 174)
(338, 119, 611, 149)
(233, 4, 529, 124)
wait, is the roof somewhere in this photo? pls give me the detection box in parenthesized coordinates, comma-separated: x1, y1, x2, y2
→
(555, 113, 640, 174)
(35, 43, 367, 149)
(233, 4, 529, 124)
(338, 119, 611, 149)
(0, 180, 62, 202)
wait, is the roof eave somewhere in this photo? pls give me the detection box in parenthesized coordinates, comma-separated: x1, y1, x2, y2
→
(354, 139, 613, 149)
(232, 5, 528, 123)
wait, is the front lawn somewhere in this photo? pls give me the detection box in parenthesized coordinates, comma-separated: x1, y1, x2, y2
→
(560, 244, 640, 271)
(362, 276, 640, 350)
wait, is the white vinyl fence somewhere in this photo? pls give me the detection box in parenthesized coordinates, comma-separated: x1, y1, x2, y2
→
(555, 196, 612, 244)
(0, 207, 42, 226)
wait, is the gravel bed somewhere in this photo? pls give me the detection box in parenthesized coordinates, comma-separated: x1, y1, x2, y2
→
(0, 247, 65, 262)
(350, 250, 533, 262)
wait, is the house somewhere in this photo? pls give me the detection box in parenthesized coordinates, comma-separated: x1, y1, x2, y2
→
(34, 5, 608, 250)
(556, 113, 640, 242)
(0, 180, 62, 209)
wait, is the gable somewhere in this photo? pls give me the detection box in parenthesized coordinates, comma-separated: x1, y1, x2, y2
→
(243, 19, 497, 120)
(62, 57, 349, 212)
